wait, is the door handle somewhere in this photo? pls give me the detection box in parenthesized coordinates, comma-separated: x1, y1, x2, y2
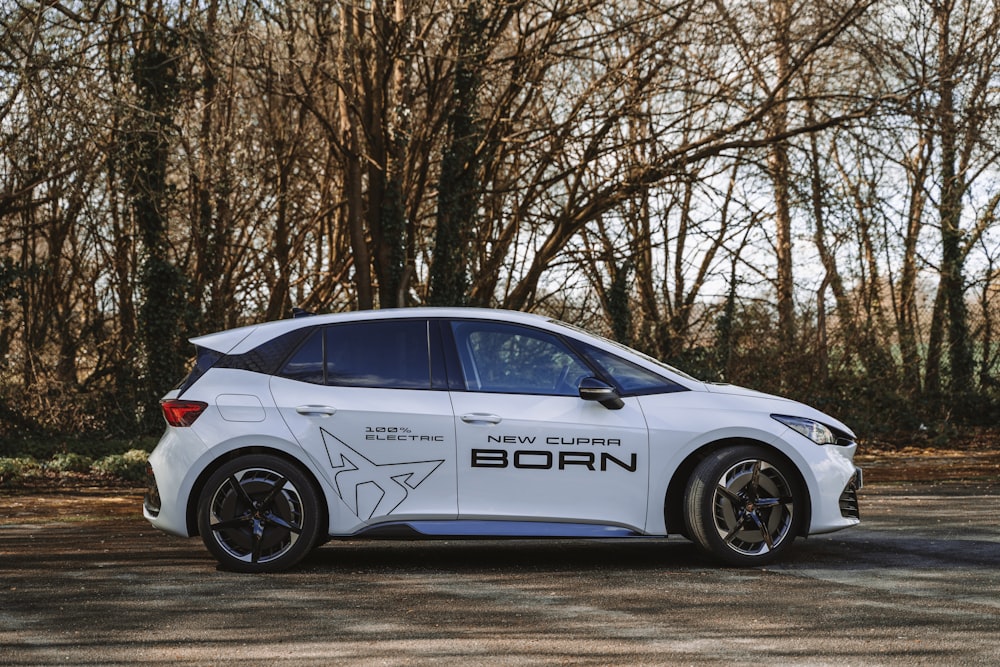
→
(461, 413, 502, 425)
(295, 405, 337, 417)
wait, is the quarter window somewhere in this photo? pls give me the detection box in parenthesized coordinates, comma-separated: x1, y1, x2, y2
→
(578, 342, 685, 395)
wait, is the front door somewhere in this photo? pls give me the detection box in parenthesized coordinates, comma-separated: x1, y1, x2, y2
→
(447, 320, 649, 530)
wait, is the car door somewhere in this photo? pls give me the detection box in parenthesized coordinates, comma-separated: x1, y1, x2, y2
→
(271, 319, 457, 530)
(447, 320, 649, 530)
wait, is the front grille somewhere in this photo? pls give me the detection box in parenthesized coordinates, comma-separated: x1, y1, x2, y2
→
(838, 469, 862, 519)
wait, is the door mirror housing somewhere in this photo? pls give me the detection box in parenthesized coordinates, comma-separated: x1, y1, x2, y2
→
(578, 377, 624, 410)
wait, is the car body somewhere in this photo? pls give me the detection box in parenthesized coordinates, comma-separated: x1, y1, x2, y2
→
(144, 307, 862, 572)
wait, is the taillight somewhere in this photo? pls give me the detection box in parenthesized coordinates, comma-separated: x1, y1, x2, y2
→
(161, 399, 208, 427)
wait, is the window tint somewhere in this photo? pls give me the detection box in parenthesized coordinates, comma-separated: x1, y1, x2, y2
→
(325, 320, 430, 389)
(218, 328, 311, 375)
(578, 343, 685, 395)
(279, 328, 324, 384)
(450, 321, 591, 395)
(176, 346, 223, 395)
(277, 320, 432, 388)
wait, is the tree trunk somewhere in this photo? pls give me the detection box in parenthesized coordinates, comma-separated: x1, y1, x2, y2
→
(769, 0, 795, 386)
(429, 1, 485, 307)
(934, 1, 974, 411)
(339, 4, 374, 310)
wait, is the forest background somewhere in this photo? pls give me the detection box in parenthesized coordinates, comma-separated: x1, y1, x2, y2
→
(2, 0, 1000, 457)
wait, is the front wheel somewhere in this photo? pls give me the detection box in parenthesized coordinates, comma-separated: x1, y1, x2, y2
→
(197, 454, 323, 573)
(684, 446, 803, 566)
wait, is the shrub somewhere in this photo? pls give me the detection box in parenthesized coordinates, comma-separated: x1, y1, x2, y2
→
(0, 435, 157, 461)
(92, 449, 149, 483)
(0, 456, 43, 484)
(48, 452, 94, 473)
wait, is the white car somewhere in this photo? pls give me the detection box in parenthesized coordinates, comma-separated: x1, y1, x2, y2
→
(144, 308, 862, 572)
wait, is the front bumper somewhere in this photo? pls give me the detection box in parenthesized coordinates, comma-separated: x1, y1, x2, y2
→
(839, 467, 863, 520)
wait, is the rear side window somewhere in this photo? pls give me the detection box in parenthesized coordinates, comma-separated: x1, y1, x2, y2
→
(277, 319, 432, 389)
(280, 329, 324, 384)
(326, 320, 430, 388)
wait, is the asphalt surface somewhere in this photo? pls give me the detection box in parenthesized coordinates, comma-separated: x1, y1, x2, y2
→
(1, 484, 999, 665)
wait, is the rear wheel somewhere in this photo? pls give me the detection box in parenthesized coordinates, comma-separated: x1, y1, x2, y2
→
(197, 454, 323, 573)
(684, 446, 802, 566)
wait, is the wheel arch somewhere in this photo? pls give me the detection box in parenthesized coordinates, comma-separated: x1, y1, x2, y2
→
(663, 437, 812, 538)
(185, 445, 329, 538)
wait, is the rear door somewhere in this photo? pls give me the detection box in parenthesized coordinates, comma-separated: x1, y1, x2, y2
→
(270, 319, 457, 530)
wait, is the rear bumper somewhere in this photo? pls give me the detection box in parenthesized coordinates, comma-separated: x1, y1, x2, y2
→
(143, 428, 208, 538)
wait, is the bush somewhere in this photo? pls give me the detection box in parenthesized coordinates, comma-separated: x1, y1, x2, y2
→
(92, 449, 149, 483)
(0, 456, 43, 484)
(48, 452, 94, 473)
(0, 435, 158, 461)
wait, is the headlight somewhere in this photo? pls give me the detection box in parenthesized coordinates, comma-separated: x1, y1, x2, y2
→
(772, 414, 837, 445)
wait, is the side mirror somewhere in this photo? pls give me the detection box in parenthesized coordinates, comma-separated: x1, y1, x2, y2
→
(578, 377, 624, 410)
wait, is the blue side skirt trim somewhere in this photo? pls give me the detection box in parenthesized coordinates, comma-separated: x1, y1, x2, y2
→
(347, 520, 646, 539)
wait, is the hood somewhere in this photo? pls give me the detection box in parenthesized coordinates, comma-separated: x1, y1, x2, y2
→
(703, 382, 855, 437)
(703, 382, 793, 401)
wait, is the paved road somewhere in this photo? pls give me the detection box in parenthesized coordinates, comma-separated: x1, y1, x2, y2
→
(1, 485, 999, 665)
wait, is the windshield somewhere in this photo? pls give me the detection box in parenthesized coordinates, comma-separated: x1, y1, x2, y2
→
(549, 319, 700, 382)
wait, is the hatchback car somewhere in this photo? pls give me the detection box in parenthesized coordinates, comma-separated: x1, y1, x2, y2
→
(144, 307, 862, 572)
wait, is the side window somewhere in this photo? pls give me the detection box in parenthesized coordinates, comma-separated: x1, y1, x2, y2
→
(450, 321, 591, 395)
(278, 320, 432, 388)
(578, 343, 685, 395)
(325, 320, 430, 389)
(279, 328, 324, 384)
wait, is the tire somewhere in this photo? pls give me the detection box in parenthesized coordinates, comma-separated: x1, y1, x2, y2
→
(197, 454, 323, 573)
(684, 445, 802, 566)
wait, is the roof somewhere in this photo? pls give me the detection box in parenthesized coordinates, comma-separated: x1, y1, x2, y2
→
(190, 307, 551, 355)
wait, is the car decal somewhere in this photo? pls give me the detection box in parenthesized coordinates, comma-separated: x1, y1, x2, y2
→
(320, 428, 445, 521)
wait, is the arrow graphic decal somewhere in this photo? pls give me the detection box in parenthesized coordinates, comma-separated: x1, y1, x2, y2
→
(320, 429, 445, 520)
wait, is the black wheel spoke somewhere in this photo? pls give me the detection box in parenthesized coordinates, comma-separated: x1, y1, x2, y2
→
(749, 460, 762, 496)
(251, 518, 265, 563)
(755, 496, 783, 509)
(259, 475, 290, 510)
(747, 511, 774, 550)
(723, 510, 748, 542)
(211, 516, 251, 532)
(716, 484, 742, 505)
(264, 512, 301, 534)
(228, 474, 254, 506)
